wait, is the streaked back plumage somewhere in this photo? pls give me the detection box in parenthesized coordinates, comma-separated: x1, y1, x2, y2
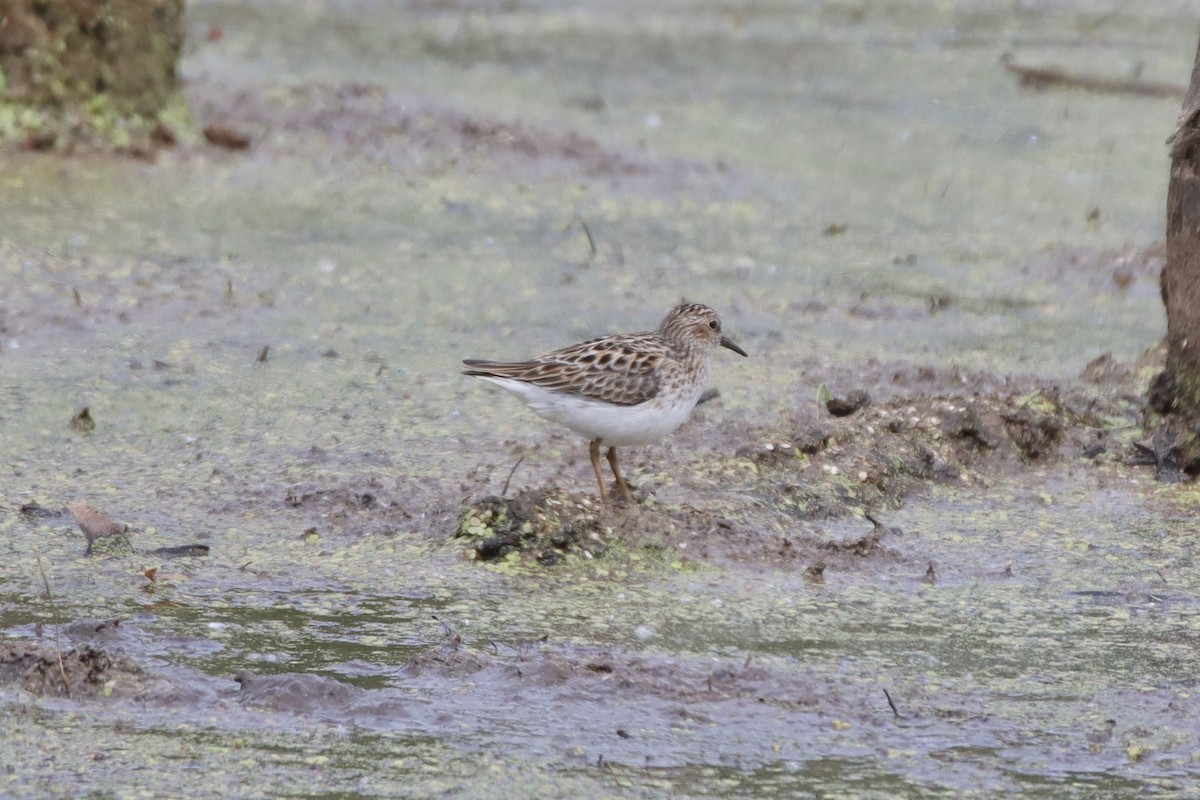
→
(462, 332, 667, 406)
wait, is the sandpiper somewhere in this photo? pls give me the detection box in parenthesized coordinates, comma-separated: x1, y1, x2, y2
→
(462, 303, 747, 505)
(66, 500, 127, 556)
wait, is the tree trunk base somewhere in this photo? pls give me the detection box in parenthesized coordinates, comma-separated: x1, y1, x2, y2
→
(0, 0, 187, 152)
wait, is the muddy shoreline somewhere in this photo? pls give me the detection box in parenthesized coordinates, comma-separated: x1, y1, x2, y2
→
(2, 1, 1194, 797)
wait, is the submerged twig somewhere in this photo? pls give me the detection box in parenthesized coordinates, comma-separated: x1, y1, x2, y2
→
(35, 552, 70, 697)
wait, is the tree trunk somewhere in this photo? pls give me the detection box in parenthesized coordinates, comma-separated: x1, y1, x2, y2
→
(1148, 31, 1200, 474)
(0, 0, 186, 152)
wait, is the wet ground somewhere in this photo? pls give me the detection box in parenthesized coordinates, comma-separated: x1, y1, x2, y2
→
(2, 1, 1199, 797)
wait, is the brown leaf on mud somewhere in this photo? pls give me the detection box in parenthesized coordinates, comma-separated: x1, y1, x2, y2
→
(69, 406, 95, 433)
(203, 123, 251, 150)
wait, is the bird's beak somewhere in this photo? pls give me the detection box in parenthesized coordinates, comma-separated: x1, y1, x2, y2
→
(721, 336, 748, 357)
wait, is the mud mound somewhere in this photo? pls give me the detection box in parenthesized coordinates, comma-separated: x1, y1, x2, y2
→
(454, 374, 1148, 569)
(0, 641, 144, 698)
(279, 475, 452, 539)
(402, 640, 492, 678)
(234, 670, 364, 713)
(454, 488, 609, 565)
(191, 82, 711, 186)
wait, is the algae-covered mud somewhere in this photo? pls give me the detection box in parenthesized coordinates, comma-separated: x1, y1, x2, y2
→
(2, 1, 1198, 797)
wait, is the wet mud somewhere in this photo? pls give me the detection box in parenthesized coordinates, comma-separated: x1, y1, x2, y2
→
(2, 1, 1197, 798)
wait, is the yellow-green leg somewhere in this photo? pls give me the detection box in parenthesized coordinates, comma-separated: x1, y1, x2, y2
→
(606, 446, 635, 504)
(589, 439, 609, 506)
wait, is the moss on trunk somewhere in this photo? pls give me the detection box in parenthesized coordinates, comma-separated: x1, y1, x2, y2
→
(0, 0, 186, 151)
(1159, 32, 1200, 427)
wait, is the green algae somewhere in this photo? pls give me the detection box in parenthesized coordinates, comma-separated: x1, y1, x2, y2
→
(0, 0, 1195, 797)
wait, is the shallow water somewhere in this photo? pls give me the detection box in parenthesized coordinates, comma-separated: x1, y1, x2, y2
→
(1, 1, 1197, 797)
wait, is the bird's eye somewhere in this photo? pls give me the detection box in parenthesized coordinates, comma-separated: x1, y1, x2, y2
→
(708, 320, 719, 330)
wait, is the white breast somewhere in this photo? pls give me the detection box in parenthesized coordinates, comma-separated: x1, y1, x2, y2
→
(474, 375, 706, 447)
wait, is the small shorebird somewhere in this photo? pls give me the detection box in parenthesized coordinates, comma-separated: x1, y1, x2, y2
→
(462, 303, 747, 505)
(66, 500, 127, 556)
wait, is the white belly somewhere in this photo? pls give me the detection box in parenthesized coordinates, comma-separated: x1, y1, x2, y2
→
(475, 376, 703, 447)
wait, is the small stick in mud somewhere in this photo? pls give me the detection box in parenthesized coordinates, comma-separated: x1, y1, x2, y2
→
(883, 688, 902, 721)
(578, 218, 597, 256)
(34, 552, 70, 696)
(864, 512, 900, 535)
(501, 455, 526, 497)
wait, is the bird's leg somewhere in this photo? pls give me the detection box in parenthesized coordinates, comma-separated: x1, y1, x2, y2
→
(606, 446, 635, 504)
(589, 438, 609, 507)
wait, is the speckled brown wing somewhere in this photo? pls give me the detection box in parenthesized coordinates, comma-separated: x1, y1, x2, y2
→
(462, 332, 666, 406)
